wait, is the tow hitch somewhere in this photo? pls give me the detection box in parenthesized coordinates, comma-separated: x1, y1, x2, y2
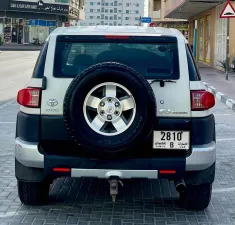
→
(109, 177, 123, 202)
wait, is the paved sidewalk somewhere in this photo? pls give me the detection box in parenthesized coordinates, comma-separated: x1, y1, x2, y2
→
(0, 43, 42, 51)
(198, 63, 235, 111)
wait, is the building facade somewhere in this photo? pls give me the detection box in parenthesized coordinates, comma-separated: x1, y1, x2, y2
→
(79, 0, 145, 26)
(164, 0, 235, 69)
(0, 0, 84, 44)
(148, 0, 189, 38)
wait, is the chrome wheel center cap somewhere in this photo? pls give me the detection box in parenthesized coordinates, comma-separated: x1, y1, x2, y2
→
(105, 103, 115, 114)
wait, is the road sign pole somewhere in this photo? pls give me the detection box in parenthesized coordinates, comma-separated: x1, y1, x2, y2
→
(219, 0, 235, 80)
(226, 17, 230, 80)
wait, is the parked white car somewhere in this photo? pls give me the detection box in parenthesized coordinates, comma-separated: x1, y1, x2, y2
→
(15, 26, 216, 210)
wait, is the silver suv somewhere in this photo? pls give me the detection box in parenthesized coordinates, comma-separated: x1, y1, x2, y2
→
(15, 26, 216, 210)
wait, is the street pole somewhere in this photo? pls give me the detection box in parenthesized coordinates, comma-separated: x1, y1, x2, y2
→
(139, 16, 142, 26)
(226, 17, 230, 80)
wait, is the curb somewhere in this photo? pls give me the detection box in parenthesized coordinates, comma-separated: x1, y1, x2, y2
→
(202, 82, 235, 112)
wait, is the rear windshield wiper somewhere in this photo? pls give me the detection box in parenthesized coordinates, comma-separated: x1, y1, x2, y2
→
(150, 79, 176, 87)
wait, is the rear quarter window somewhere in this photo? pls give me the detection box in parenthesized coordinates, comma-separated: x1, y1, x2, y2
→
(32, 42, 48, 78)
(53, 35, 180, 80)
(186, 44, 201, 81)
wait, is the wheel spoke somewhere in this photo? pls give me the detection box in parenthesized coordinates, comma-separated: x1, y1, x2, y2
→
(105, 85, 116, 97)
(91, 116, 105, 131)
(121, 97, 135, 111)
(112, 118, 127, 132)
(86, 96, 101, 109)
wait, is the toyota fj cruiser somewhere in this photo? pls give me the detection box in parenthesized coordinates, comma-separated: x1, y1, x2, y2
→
(15, 26, 216, 210)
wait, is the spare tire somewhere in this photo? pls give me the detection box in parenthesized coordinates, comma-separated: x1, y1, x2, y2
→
(64, 62, 156, 153)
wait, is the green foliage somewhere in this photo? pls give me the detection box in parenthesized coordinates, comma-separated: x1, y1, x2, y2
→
(217, 58, 230, 72)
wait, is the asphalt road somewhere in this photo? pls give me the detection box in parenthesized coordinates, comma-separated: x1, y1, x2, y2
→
(0, 51, 39, 106)
(0, 52, 235, 225)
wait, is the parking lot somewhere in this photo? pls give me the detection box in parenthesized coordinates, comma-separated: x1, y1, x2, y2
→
(0, 52, 235, 225)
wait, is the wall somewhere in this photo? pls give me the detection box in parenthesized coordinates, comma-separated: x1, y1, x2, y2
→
(188, 7, 216, 66)
(229, 1, 235, 61)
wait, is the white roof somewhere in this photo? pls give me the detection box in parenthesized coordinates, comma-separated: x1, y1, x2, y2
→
(49, 26, 187, 42)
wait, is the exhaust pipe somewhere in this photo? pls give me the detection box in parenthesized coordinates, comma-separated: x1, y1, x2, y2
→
(174, 179, 186, 193)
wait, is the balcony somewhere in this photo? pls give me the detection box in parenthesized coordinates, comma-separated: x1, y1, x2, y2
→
(165, 0, 224, 19)
(152, 10, 161, 19)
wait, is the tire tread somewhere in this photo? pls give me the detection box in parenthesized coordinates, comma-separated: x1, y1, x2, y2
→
(180, 183, 212, 210)
(18, 181, 50, 205)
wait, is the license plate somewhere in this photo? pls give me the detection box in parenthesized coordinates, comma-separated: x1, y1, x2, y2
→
(153, 131, 190, 150)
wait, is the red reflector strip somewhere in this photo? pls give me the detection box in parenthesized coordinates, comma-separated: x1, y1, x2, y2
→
(53, 168, 70, 172)
(159, 170, 176, 174)
(104, 35, 129, 39)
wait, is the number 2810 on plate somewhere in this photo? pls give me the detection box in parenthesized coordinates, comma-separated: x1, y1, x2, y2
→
(153, 131, 190, 150)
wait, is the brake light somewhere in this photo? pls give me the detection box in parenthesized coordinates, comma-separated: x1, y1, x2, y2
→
(191, 90, 215, 110)
(105, 35, 129, 39)
(159, 170, 176, 174)
(53, 168, 71, 172)
(17, 88, 41, 108)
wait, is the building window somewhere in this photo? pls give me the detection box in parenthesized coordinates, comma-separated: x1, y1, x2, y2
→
(105, 2, 109, 6)
(114, 1, 117, 6)
(135, 17, 139, 21)
(135, 10, 139, 14)
(118, 10, 122, 13)
(90, 9, 93, 12)
(126, 10, 129, 14)
(97, 2, 100, 5)
(90, 2, 94, 6)
(101, 8, 104, 12)
(114, 8, 117, 13)
(105, 9, 108, 13)
(101, 21, 104, 25)
(101, 14, 104, 19)
(126, 17, 129, 20)
(114, 15, 117, 20)
(105, 16, 108, 20)
(118, 17, 121, 20)
(90, 16, 93, 19)
(109, 23, 112, 26)
(126, 3, 130, 6)
(110, 3, 113, 6)
(136, 3, 139, 7)
(97, 16, 100, 19)
(110, 16, 113, 20)
(97, 9, 100, 12)
(110, 9, 113, 13)
(119, 3, 122, 6)
(105, 23, 108, 25)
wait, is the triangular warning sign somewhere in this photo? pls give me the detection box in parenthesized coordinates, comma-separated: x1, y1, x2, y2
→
(220, 1, 235, 18)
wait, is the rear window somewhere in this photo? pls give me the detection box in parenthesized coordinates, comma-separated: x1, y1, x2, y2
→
(54, 35, 180, 80)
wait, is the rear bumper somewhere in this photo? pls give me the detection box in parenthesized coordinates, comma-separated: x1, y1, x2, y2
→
(15, 137, 216, 177)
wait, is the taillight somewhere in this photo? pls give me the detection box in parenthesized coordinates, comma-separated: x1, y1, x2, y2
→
(17, 88, 41, 108)
(191, 90, 215, 110)
(105, 35, 129, 39)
